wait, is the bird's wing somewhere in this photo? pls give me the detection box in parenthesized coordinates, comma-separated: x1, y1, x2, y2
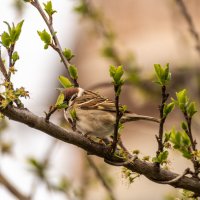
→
(75, 90, 129, 113)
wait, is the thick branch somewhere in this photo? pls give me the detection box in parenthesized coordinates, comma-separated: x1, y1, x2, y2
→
(0, 173, 30, 200)
(1, 106, 200, 195)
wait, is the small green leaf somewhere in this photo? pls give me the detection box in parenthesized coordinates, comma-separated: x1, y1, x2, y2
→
(152, 151, 168, 164)
(114, 66, 124, 84)
(187, 102, 197, 117)
(69, 65, 78, 80)
(37, 29, 51, 48)
(181, 122, 188, 131)
(62, 48, 74, 61)
(3, 21, 11, 34)
(55, 93, 68, 109)
(13, 20, 24, 42)
(27, 157, 46, 179)
(5, 20, 24, 44)
(55, 93, 65, 106)
(1, 32, 11, 47)
(109, 65, 116, 78)
(70, 108, 77, 120)
(120, 105, 127, 113)
(163, 102, 175, 117)
(43, 1, 57, 16)
(169, 128, 192, 159)
(58, 76, 73, 88)
(164, 132, 171, 142)
(74, 3, 88, 14)
(175, 89, 188, 111)
(154, 63, 171, 86)
(12, 51, 19, 62)
(109, 65, 124, 84)
(181, 131, 191, 146)
(102, 46, 115, 58)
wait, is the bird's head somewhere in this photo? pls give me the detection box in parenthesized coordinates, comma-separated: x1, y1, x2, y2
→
(58, 87, 84, 105)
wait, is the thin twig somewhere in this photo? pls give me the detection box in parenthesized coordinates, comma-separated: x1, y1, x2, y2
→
(45, 106, 57, 121)
(111, 85, 122, 155)
(0, 49, 24, 108)
(0, 55, 9, 81)
(183, 112, 200, 177)
(7, 44, 15, 81)
(0, 173, 30, 200)
(176, 0, 200, 56)
(156, 86, 168, 159)
(31, 0, 79, 87)
(87, 156, 117, 200)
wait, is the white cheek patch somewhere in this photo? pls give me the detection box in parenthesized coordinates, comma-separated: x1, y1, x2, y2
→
(77, 87, 84, 97)
(68, 87, 84, 106)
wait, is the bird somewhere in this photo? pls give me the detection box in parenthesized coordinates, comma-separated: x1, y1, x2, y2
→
(62, 87, 159, 138)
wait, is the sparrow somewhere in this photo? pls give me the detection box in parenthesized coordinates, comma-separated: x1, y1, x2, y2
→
(62, 87, 159, 138)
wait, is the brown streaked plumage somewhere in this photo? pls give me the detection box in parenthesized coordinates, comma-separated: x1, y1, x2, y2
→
(63, 87, 159, 138)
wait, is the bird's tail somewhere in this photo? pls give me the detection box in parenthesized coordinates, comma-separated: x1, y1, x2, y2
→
(122, 113, 160, 123)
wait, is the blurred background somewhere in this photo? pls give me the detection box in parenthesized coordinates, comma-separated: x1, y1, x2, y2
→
(0, 0, 200, 199)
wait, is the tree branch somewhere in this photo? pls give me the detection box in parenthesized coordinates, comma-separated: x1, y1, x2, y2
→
(0, 172, 30, 200)
(1, 105, 200, 195)
(175, 0, 200, 56)
(31, 0, 79, 87)
(156, 86, 168, 157)
(87, 157, 116, 200)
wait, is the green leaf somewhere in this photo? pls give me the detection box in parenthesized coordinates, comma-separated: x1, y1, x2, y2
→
(74, 3, 88, 14)
(154, 63, 171, 86)
(120, 105, 127, 113)
(55, 93, 68, 109)
(109, 65, 124, 84)
(13, 20, 24, 42)
(12, 51, 19, 62)
(6, 20, 24, 44)
(1, 32, 11, 47)
(154, 64, 163, 85)
(181, 122, 188, 131)
(70, 108, 77, 120)
(3, 21, 11, 34)
(114, 66, 124, 84)
(109, 65, 116, 78)
(55, 93, 65, 106)
(169, 128, 192, 159)
(37, 29, 51, 48)
(181, 131, 191, 146)
(187, 102, 197, 117)
(164, 132, 171, 142)
(43, 1, 57, 16)
(69, 65, 78, 80)
(163, 102, 175, 117)
(152, 151, 168, 164)
(58, 76, 73, 88)
(62, 48, 74, 61)
(102, 46, 115, 58)
(27, 157, 46, 179)
(175, 89, 188, 111)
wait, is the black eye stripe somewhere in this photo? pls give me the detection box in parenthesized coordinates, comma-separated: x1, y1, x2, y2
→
(71, 93, 78, 101)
